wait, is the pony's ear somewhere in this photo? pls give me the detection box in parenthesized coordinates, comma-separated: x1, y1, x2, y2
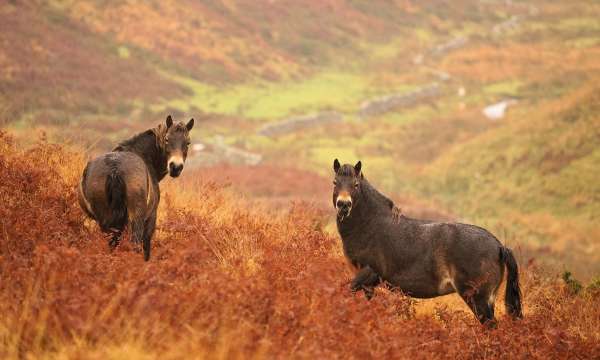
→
(186, 118, 194, 131)
(166, 115, 173, 129)
(354, 161, 362, 176)
(333, 159, 341, 173)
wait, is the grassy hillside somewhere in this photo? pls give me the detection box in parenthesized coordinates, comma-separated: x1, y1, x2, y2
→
(397, 2, 600, 276)
(421, 83, 600, 270)
(1, 133, 600, 358)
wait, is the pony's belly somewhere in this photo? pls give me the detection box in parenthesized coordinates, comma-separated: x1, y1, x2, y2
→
(389, 273, 453, 299)
(395, 286, 454, 299)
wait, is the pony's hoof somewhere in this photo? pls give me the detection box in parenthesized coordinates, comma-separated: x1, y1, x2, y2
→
(108, 239, 120, 250)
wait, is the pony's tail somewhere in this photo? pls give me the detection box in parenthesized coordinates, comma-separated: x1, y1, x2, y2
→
(103, 169, 128, 232)
(501, 246, 523, 319)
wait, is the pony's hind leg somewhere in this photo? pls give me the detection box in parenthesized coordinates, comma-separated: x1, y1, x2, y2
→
(142, 213, 157, 261)
(458, 285, 497, 328)
(480, 296, 497, 328)
(130, 218, 145, 252)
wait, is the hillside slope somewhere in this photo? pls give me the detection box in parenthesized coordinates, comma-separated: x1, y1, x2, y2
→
(1, 0, 598, 284)
(1, 133, 600, 358)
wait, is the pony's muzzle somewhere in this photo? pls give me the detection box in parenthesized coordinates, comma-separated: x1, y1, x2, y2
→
(168, 159, 184, 177)
(336, 197, 352, 219)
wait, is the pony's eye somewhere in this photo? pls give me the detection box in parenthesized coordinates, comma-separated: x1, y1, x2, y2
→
(333, 180, 337, 186)
(354, 182, 359, 188)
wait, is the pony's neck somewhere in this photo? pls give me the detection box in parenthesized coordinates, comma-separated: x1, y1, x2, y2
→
(337, 178, 395, 236)
(114, 129, 168, 181)
(360, 178, 395, 213)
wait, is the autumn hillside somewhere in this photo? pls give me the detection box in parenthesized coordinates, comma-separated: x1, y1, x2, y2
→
(1, 1, 600, 356)
(1, 132, 600, 358)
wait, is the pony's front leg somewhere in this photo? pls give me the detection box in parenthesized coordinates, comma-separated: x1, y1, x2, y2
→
(351, 265, 381, 300)
(108, 231, 122, 250)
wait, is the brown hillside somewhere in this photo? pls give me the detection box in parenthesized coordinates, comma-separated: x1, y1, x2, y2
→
(1, 132, 599, 358)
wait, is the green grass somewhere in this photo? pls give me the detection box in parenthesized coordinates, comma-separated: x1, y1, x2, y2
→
(567, 37, 600, 48)
(158, 71, 367, 120)
(158, 68, 422, 121)
(117, 46, 130, 59)
(367, 37, 408, 60)
(151, 31, 433, 122)
(310, 142, 359, 168)
(557, 17, 600, 32)
(483, 80, 523, 96)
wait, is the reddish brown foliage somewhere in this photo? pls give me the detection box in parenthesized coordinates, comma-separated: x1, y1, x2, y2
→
(192, 164, 331, 210)
(0, 132, 599, 358)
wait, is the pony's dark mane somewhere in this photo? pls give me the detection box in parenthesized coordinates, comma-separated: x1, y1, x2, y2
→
(114, 124, 168, 152)
(361, 177, 395, 211)
(337, 164, 356, 177)
(336, 163, 396, 214)
(113, 124, 169, 181)
(361, 179, 436, 224)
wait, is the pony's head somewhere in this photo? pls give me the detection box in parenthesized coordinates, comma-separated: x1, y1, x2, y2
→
(163, 115, 194, 178)
(332, 159, 363, 221)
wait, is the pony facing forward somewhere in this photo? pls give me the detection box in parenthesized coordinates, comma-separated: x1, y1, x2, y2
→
(332, 159, 522, 326)
(78, 115, 194, 260)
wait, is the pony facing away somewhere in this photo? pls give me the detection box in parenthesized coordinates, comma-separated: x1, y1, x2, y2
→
(78, 115, 194, 261)
(332, 159, 522, 326)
